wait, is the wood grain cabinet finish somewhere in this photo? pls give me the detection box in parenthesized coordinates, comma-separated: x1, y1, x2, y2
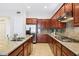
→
(56, 41, 62, 56)
(24, 42, 28, 56)
(26, 18, 37, 24)
(18, 50, 24, 56)
(73, 3, 79, 26)
(64, 3, 72, 13)
(27, 39, 32, 55)
(50, 4, 66, 29)
(9, 45, 23, 56)
(48, 35, 76, 56)
(9, 38, 32, 56)
(38, 19, 50, 29)
(24, 38, 32, 56)
(62, 46, 76, 56)
(37, 34, 48, 43)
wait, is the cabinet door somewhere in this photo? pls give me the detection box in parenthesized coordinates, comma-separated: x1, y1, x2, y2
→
(37, 34, 48, 43)
(62, 46, 75, 56)
(9, 45, 23, 56)
(18, 50, 24, 56)
(53, 40, 57, 56)
(56, 46, 61, 56)
(27, 39, 32, 55)
(26, 18, 37, 24)
(65, 3, 72, 13)
(24, 39, 32, 56)
(73, 3, 79, 26)
(56, 41, 62, 56)
(24, 42, 28, 56)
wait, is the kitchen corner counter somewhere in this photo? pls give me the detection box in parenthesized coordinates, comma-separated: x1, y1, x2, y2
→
(48, 33, 79, 56)
(0, 35, 33, 56)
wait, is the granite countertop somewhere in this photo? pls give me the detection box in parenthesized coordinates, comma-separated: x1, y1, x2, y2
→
(56, 32, 79, 41)
(0, 35, 33, 56)
(48, 33, 79, 55)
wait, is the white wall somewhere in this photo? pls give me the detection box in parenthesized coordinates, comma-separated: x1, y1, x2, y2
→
(0, 10, 26, 37)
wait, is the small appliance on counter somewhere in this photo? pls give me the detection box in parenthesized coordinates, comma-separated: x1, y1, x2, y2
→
(26, 30, 31, 35)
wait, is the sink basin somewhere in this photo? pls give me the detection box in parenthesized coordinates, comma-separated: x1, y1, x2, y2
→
(11, 37, 25, 41)
(11, 39, 23, 41)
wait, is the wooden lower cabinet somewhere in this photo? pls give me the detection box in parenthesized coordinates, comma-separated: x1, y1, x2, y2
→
(37, 34, 48, 43)
(9, 45, 23, 56)
(48, 35, 76, 56)
(62, 46, 76, 56)
(9, 38, 32, 56)
(27, 39, 32, 55)
(53, 40, 57, 56)
(56, 41, 62, 56)
(24, 42, 28, 56)
(56, 46, 61, 56)
(23, 38, 32, 56)
(18, 50, 24, 56)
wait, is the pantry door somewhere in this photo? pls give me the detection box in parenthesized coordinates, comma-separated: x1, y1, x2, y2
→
(0, 18, 7, 40)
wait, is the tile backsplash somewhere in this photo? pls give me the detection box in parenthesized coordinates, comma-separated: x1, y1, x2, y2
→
(65, 21, 79, 34)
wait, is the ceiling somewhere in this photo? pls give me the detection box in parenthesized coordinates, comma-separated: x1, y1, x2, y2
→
(0, 3, 63, 19)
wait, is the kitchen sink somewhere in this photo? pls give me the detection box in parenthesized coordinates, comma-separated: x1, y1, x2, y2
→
(11, 37, 25, 41)
(11, 39, 23, 41)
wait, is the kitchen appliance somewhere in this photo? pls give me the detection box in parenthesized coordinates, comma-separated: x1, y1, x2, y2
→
(26, 25, 37, 43)
(57, 12, 73, 22)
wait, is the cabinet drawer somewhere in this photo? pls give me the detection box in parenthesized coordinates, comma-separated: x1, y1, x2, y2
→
(9, 45, 23, 56)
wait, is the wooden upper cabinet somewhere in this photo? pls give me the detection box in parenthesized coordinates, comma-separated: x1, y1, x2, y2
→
(73, 3, 79, 26)
(38, 19, 50, 29)
(26, 18, 37, 24)
(64, 3, 72, 13)
(59, 5, 65, 16)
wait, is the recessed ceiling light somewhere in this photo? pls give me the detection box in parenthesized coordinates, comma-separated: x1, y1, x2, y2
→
(27, 6, 31, 9)
(44, 6, 47, 8)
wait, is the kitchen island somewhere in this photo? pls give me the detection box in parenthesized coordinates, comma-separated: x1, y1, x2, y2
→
(0, 35, 33, 56)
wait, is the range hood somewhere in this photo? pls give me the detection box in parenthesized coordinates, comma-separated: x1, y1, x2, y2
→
(59, 17, 73, 22)
(57, 12, 73, 22)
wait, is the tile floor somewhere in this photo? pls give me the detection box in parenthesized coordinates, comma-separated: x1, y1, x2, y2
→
(30, 43, 54, 56)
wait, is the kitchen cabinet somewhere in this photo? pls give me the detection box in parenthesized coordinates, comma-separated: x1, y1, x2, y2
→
(50, 4, 66, 29)
(45, 20, 50, 29)
(38, 19, 50, 29)
(59, 5, 65, 16)
(24, 38, 32, 56)
(48, 36, 53, 53)
(9, 45, 23, 56)
(73, 3, 79, 26)
(50, 19, 66, 29)
(53, 39, 57, 56)
(26, 18, 37, 24)
(64, 3, 72, 13)
(56, 41, 62, 56)
(18, 50, 24, 56)
(37, 34, 48, 43)
(24, 41, 28, 56)
(48, 35, 76, 56)
(27, 38, 32, 55)
(62, 46, 75, 56)
(9, 38, 32, 56)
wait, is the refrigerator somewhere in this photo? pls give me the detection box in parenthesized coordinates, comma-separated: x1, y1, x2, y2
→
(26, 24, 37, 43)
